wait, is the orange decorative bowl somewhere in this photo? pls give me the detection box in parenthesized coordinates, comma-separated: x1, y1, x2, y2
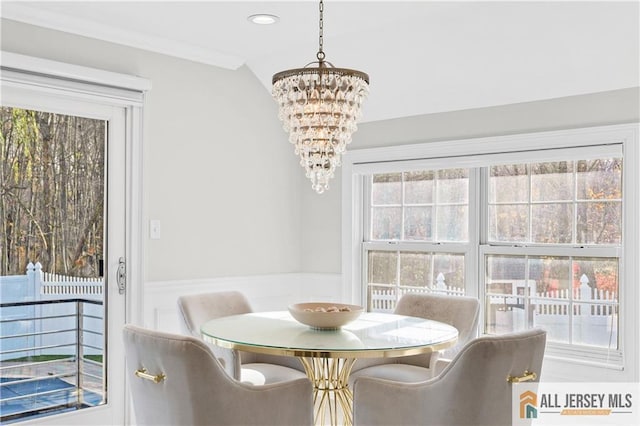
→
(288, 302, 364, 330)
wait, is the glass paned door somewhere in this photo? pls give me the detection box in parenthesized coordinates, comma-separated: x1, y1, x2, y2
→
(0, 107, 107, 422)
(0, 99, 126, 424)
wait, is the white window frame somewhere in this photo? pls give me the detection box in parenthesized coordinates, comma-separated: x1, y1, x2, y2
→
(342, 123, 639, 382)
(362, 169, 479, 307)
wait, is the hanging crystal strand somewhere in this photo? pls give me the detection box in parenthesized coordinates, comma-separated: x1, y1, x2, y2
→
(272, 0, 369, 193)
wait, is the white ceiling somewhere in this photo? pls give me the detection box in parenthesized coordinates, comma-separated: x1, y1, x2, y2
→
(2, 1, 638, 123)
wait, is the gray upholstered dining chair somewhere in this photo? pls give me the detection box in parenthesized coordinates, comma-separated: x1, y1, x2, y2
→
(353, 328, 547, 426)
(350, 293, 480, 384)
(123, 325, 313, 426)
(177, 290, 307, 385)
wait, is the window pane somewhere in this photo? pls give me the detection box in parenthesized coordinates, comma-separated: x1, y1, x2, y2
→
(368, 251, 397, 285)
(572, 303, 618, 347)
(530, 256, 571, 344)
(490, 165, 529, 203)
(395, 252, 465, 290)
(488, 164, 532, 244)
(537, 257, 618, 347)
(486, 256, 527, 294)
(371, 207, 401, 240)
(368, 251, 399, 312)
(489, 205, 528, 242)
(576, 158, 622, 245)
(368, 251, 465, 312)
(573, 257, 618, 295)
(488, 157, 622, 246)
(532, 298, 570, 343)
(531, 203, 573, 243)
(531, 161, 574, 201)
(0, 107, 107, 421)
(404, 171, 434, 204)
(577, 202, 622, 244)
(485, 256, 528, 334)
(368, 284, 398, 312)
(372, 174, 401, 205)
(404, 207, 432, 240)
(370, 169, 469, 242)
(436, 205, 468, 241)
(576, 159, 622, 200)
(399, 252, 431, 287)
(433, 254, 465, 291)
(436, 169, 468, 203)
(486, 254, 619, 348)
(531, 256, 571, 294)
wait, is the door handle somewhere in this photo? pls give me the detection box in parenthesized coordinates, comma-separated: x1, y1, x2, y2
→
(507, 370, 537, 383)
(117, 257, 126, 295)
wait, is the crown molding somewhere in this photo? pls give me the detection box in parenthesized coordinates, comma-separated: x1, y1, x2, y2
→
(1, 3, 245, 70)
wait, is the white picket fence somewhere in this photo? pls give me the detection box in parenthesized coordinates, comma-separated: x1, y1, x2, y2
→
(32, 262, 104, 297)
(534, 287, 617, 316)
(488, 275, 617, 315)
(370, 273, 464, 312)
(370, 272, 618, 348)
(1, 262, 104, 302)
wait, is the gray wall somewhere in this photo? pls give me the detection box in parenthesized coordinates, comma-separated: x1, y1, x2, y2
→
(2, 19, 638, 280)
(1, 19, 304, 282)
(300, 87, 640, 273)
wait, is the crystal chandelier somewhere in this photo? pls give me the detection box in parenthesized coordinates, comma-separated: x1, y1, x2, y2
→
(272, 0, 369, 194)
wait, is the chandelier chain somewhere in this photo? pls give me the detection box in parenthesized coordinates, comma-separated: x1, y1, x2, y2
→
(317, 0, 325, 61)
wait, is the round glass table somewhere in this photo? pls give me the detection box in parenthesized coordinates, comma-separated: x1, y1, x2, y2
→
(201, 311, 458, 426)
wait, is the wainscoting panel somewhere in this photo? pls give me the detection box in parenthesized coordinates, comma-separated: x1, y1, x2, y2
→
(144, 273, 342, 332)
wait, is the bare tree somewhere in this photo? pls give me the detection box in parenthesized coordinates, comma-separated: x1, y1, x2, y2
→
(0, 107, 105, 277)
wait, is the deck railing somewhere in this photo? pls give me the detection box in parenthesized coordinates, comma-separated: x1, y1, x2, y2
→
(0, 298, 104, 423)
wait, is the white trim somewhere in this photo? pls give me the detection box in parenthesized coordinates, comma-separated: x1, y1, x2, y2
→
(0, 85, 125, 118)
(348, 135, 624, 175)
(126, 106, 146, 329)
(363, 241, 470, 254)
(1, 71, 145, 107)
(342, 123, 640, 382)
(468, 168, 481, 300)
(342, 165, 364, 304)
(620, 133, 639, 382)
(1, 4, 244, 70)
(144, 273, 342, 332)
(480, 245, 620, 258)
(1, 51, 151, 92)
(345, 124, 631, 167)
(15, 404, 114, 426)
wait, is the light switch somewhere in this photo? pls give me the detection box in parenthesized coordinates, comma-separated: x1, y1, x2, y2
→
(150, 220, 161, 239)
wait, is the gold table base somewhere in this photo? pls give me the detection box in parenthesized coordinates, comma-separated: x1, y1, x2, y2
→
(300, 357, 356, 426)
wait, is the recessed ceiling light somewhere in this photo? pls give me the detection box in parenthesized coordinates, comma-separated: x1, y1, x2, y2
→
(248, 14, 279, 25)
